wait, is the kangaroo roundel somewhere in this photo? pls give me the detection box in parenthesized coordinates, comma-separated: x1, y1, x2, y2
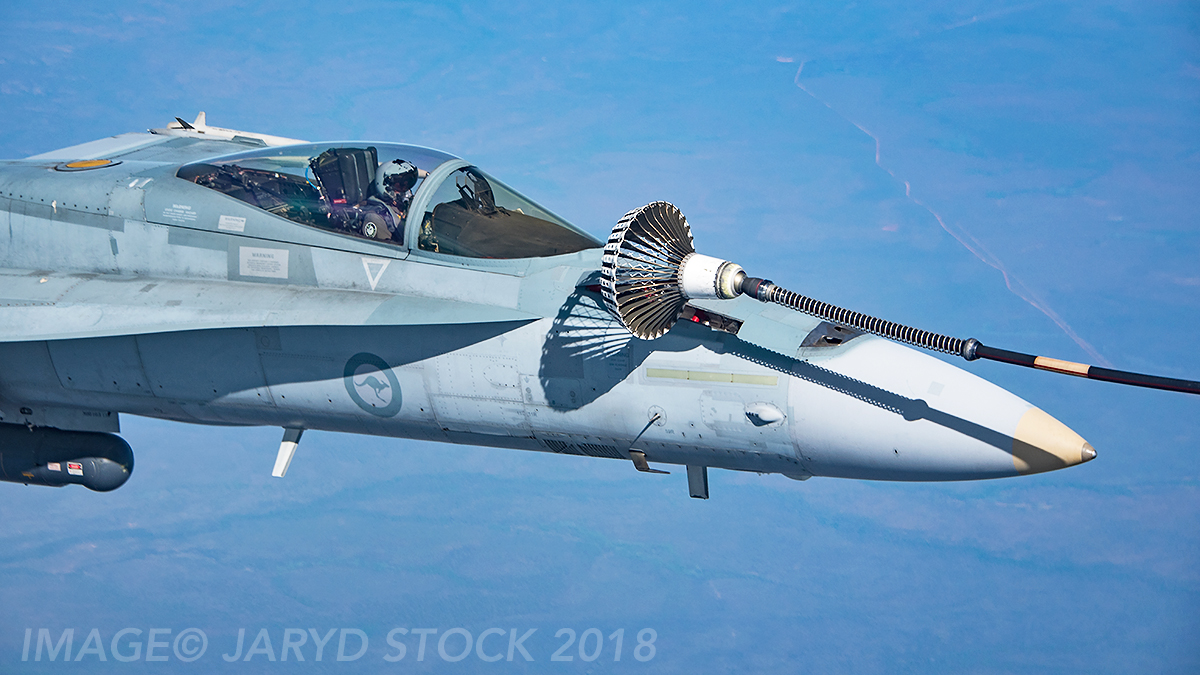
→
(344, 353, 402, 417)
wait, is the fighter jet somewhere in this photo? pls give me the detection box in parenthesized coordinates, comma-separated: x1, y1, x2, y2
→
(1, 114, 1195, 497)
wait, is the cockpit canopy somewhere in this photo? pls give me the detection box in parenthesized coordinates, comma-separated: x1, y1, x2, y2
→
(177, 142, 600, 259)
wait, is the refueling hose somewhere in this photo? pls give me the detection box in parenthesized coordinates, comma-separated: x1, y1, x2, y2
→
(738, 275, 1200, 396)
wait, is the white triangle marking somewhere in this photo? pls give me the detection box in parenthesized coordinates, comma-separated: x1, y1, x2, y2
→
(361, 257, 391, 291)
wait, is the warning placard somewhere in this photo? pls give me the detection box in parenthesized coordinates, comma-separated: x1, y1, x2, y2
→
(218, 215, 247, 232)
(239, 247, 289, 279)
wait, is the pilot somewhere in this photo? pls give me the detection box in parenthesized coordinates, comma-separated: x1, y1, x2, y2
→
(370, 159, 428, 242)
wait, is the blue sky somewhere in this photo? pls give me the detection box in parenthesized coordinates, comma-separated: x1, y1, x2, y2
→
(1, 2, 1198, 672)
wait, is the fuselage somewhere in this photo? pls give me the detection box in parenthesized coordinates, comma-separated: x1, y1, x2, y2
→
(0, 127, 1093, 491)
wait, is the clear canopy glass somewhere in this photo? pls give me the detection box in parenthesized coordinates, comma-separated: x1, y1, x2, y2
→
(416, 166, 599, 258)
(177, 142, 601, 258)
(178, 143, 454, 244)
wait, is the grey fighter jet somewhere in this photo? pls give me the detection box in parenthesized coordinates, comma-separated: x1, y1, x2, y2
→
(2, 114, 1195, 496)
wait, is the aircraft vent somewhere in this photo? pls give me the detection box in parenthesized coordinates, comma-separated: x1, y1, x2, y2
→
(541, 438, 625, 460)
(576, 443, 624, 460)
(543, 438, 576, 454)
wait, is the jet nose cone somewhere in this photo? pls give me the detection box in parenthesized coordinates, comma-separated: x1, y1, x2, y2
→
(1012, 407, 1095, 474)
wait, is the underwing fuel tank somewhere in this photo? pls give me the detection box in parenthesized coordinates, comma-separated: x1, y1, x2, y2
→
(0, 423, 134, 491)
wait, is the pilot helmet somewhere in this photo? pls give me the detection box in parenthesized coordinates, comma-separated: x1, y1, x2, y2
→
(375, 160, 418, 202)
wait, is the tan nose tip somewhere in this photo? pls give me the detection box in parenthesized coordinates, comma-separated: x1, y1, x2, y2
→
(1011, 407, 1096, 474)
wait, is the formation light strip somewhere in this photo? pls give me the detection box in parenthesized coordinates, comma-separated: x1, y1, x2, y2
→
(646, 368, 778, 386)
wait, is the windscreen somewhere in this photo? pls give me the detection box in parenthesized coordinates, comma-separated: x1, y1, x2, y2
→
(417, 166, 600, 258)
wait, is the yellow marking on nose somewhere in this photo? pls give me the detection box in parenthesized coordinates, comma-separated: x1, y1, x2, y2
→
(1012, 407, 1096, 474)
